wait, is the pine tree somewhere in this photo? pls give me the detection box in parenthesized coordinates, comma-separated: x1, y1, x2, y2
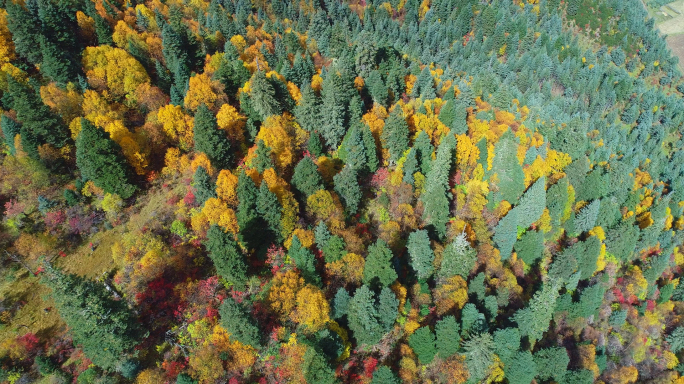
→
(381, 106, 410, 163)
(504, 351, 537, 384)
(514, 230, 544, 266)
(493, 328, 521, 363)
(76, 120, 137, 199)
(205, 225, 249, 290)
(574, 199, 600, 234)
(407, 229, 435, 280)
(1, 115, 21, 155)
(413, 66, 436, 99)
(250, 70, 281, 119)
(367, 70, 388, 106)
(303, 348, 336, 384)
(253, 139, 275, 173)
(5, 0, 43, 64)
(347, 285, 383, 346)
(308, 131, 324, 158)
(237, 171, 263, 249)
(420, 133, 456, 239)
(292, 156, 324, 198)
(371, 366, 400, 384)
(42, 265, 144, 370)
(295, 82, 322, 132)
(363, 239, 397, 287)
(361, 124, 379, 173)
(534, 348, 570, 382)
(435, 315, 460, 358)
(194, 104, 232, 170)
(320, 77, 347, 148)
(463, 332, 495, 382)
(413, 130, 433, 175)
(6, 76, 70, 147)
(333, 287, 351, 319)
(377, 287, 399, 332)
(219, 297, 261, 348)
(193, 166, 217, 206)
(289, 235, 320, 285)
(257, 181, 282, 241)
(513, 282, 560, 344)
(439, 231, 476, 279)
(492, 130, 525, 204)
(333, 165, 362, 214)
(338, 125, 367, 172)
(511, 176, 546, 228)
(409, 327, 437, 364)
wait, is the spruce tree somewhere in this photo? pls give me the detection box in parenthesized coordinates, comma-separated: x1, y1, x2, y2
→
(413, 130, 433, 175)
(257, 181, 282, 241)
(308, 131, 324, 158)
(295, 82, 321, 132)
(338, 125, 367, 172)
(333, 165, 362, 214)
(236, 170, 261, 248)
(1, 115, 21, 155)
(435, 315, 460, 358)
(439, 231, 476, 279)
(347, 285, 383, 346)
(381, 106, 410, 164)
(205, 225, 249, 290)
(408, 327, 437, 364)
(420, 133, 456, 239)
(289, 235, 320, 285)
(291, 156, 324, 198)
(371, 366, 399, 384)
(407, 229, 435, 280)
(363, 239, 397, 287)
(320, 77, 347, 148)
(253, 139, 275, 173)
(367, 70, 388, 106)
(194, 104, 232, 170)
(250, 70, 281, 119)
(492, 130, 525, 204)
(193, 166, 216, 206)
(76, 120, 137, 199)
(42, 265, 144, 370)
(219, 297, 261, 348)
(361, 124, 379, 173)
(6, 76, 70, 148)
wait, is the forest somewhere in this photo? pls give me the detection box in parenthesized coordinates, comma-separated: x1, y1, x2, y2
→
(1, 0, 684, 382)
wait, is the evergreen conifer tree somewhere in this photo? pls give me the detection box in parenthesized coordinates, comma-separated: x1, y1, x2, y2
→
(193, 166, 217, 206)
(42, 265, 144, 370)
(253, 139, 275, 173)
(407, 229, 435, 280)
(333, 165, 362, 214)
(381, 106, 410, 163)
(363, 239, 397, 287)
(219, 297, 261, 348)
(292, 156, 324, 198)
(76, 120, 137, 199)
(194, 104, 232, 170)
(205, 225, 249, 290)
(250, 70, 281, 119)
(257, 181, 282, 241)
(420, 133, 456, 239)
(295, 82, 321, 132)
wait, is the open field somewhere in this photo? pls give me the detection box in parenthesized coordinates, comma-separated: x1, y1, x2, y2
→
(650, 0, 684, 70)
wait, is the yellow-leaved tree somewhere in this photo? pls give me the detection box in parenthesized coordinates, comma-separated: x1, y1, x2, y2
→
(291, 285, 330, 333)
(82, 45, 150, 99)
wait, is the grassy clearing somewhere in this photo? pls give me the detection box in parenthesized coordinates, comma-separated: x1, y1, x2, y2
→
(55, 227, 120, 278)
(0, 268, 63, 343)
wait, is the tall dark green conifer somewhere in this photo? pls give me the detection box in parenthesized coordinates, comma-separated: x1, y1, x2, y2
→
(76, 120, 137, 199)
(250, 70, 281, 119)
(381, 106, 410, 164)
(193, 104, 232, 170)
(257, 181, 282, 241)
(42, 265, 144, 370)
(292, 156, 324, 198)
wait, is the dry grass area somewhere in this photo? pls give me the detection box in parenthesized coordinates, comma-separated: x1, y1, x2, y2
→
(0, 269, 63, 345)
(652, 0, 684, 71)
